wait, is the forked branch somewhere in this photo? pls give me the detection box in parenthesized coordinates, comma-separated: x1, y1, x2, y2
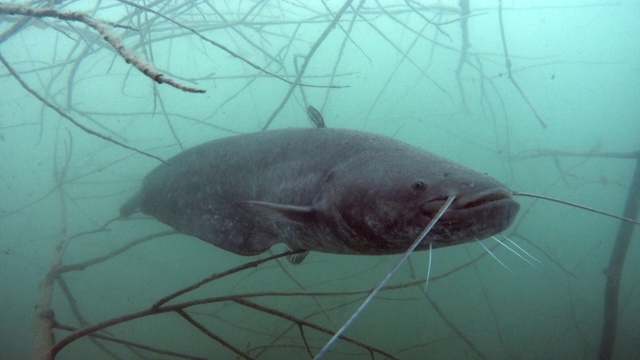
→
(0, 4, 206, 93)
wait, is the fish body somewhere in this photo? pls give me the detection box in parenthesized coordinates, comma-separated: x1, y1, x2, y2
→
(121, 128, 519, 257)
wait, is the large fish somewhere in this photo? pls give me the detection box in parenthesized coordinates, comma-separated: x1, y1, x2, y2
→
(120, 128, 519, 261)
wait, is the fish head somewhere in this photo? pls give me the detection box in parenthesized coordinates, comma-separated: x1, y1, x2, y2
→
(321, 148, 520, 253)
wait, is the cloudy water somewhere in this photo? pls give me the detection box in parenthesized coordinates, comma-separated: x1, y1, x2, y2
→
(0, 1, 638, 359)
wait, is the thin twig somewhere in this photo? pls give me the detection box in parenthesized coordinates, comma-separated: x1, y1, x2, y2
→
(262, 0, 356, 130)
(321, 0, 366, 112)
(233, 298, 398, 359)
(0, 53, 170, 165)
(513, 148, 640, 160)
(455, 0, 470, 112)
(424, 293, 488, 360)
(0, 4, 206, 93)
(56, 276, 124, 358)
(152, 249, 303, 308)
(403, 0, 452, 40)
(116, 0, 344, 90)
(497, 0, 547, 128)
(176, 309, 255, 360)
(54, 321, 206, 360)
(58, 230, 177, 273)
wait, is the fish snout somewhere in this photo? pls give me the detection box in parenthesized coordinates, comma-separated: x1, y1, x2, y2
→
(420, 187, 516, 216)
(453, 187, 514, 210)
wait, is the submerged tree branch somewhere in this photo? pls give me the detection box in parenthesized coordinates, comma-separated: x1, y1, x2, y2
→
(1, 2, 629, 360)
(0, 4, 206, 93)
(455, 0, 470, 112)
(598, 153, 640, 359)
(261, 0, 356, 130)
(116, 0, 345, 90)
(497, 0, 547, 128)
(54, 321, 206, 360)
(0, 54, 170, 164)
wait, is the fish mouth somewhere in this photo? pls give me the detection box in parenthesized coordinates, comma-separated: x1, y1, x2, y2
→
(418, 187, 520, 247)
(454, 188, 514, 210)
(422, 188, 515, 214)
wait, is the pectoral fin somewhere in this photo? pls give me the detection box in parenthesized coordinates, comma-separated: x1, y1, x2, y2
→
(239, 201, 317, 224)
(287, 250, 310, 265)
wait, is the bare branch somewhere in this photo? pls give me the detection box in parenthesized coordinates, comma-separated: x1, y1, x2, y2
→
(0, 4, 206, 93)
(0, 54, 171, 164)
(498, 0, 547, 128)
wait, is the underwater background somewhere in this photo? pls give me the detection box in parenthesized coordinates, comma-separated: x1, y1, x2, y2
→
(1, 1, 638, 359)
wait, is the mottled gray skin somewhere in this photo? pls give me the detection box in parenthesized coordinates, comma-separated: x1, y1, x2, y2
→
(121, 128, 519, 256)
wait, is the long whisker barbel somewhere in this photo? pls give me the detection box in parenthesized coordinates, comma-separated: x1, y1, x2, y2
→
(313, 196, 456, 360)
(502, 234, 542, 265)
(512, 191, 640, 225)
(491, 235, 536, 266)
(476, 238, 511, 271)
(424, 242, 434, 293)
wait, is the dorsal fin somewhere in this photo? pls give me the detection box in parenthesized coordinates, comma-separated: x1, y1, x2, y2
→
(307, 105, 326, 128)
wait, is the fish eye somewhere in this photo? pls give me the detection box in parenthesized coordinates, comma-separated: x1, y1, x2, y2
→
(411, 180, 426, 191)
